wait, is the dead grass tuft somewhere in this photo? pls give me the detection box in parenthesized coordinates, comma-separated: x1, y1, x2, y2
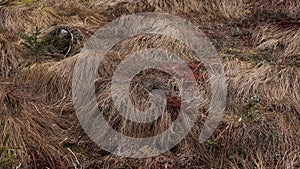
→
(18, 56, 76, 105)
(16, 36, 300, 168)
(0, 82, 77, 168)
(0, 0, 299, 168)
(0, 35, 21, 77)
(252, 22, 300, 59)
(252, 0, 300, 19)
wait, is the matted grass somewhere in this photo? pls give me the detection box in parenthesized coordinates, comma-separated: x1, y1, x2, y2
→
(0, 0, 299, 168)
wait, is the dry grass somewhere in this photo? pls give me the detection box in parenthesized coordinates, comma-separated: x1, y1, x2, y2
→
(14, 42, 300, 168)
(249, 0, 300, 60)
(0, 81, 76, 168)
(0, 34, 21, 77)
(252, 0, 300, 19)
(0, 0, 299, 168)
(252, 22, 300, 59)
(226, 60, 300, 114)
(18, 56, 76, 104)
(153, 0, 251, 20)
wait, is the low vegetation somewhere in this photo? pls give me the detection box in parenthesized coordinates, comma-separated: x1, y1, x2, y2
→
(0, 0, 299, 168)
(0, 133, 20, 168)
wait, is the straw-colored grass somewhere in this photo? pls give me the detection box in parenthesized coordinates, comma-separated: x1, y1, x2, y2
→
(0, 35, 21, 77)
(0, 82, 76, 168)
(15, 44, 300, 168)
(0, 0, 299, 168)
(252, 22, 300, 59)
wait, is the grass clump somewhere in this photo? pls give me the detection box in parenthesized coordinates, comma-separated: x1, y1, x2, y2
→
(0, 133, 20, 168)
